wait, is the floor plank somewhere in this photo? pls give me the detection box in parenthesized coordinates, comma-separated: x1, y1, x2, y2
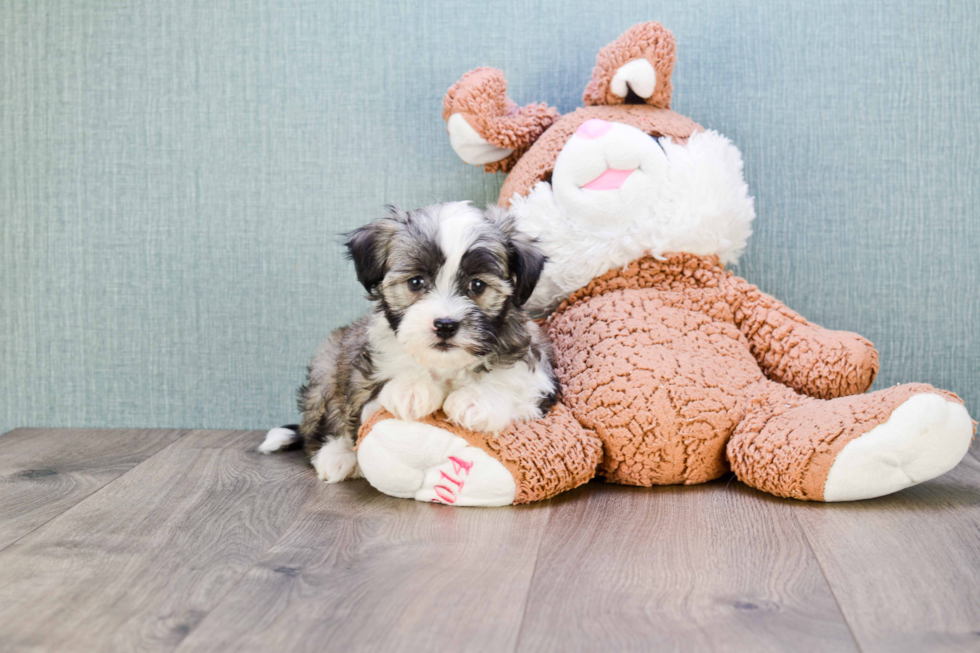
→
(0, 428, 184, 550)
(174, 480, 551, 653)
(515, 480, 859, 653)
(2, 430, 977, 652)
(794, 453, 980, 652)
(0, 430, 318, 653)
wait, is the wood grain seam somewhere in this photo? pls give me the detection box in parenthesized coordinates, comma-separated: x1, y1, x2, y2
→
(0, 429, 189, 556)
(511, 499, 554, 653)
(792, 512, 867, 653)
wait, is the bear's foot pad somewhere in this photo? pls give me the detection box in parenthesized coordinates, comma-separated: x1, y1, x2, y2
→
(824, 393, 973, 501)
(357, 418, 517, 507)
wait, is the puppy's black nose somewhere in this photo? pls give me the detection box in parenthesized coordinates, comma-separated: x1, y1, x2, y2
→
(433, 318, 460, 339)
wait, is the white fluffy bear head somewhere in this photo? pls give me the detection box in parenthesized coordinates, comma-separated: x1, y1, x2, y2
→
(511, 125, 754, 314)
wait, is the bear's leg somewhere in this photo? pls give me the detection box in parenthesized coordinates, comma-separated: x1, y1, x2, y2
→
(357, 417, 518, 507)
(728, 383, 974, 501)
(357, 405, 603, 506)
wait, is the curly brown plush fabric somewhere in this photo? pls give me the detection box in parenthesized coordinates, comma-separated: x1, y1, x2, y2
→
(723, 275, 880, 399)
(358, 404, 603, 505)
(496, 105, 702, 206)
(547, 253, 963, 499)
(442, 67, 560, 173)
(582, 21, 677, 108)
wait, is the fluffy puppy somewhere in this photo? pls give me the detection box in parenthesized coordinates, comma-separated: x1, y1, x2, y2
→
(259, 202, 559, 483)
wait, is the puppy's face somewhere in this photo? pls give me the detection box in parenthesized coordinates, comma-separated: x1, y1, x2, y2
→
(346, 202, 545, 370)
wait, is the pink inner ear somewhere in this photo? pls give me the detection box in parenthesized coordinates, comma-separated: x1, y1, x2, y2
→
(576, 119, 612, 140)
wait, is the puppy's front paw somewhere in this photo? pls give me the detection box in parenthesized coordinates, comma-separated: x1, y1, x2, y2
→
(311, 437, 361, 483)
(444, 387, 510, 433)
(380, 375, 444, 421)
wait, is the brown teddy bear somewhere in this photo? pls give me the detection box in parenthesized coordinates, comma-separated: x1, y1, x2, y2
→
(355, 22, 974, 506)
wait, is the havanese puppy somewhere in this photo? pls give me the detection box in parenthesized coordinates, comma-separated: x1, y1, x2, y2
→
(258, 202, 559, 483)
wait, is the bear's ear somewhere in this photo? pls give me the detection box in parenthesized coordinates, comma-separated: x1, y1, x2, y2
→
(443, 68, 560, 174)
(583, 22, 676, 109)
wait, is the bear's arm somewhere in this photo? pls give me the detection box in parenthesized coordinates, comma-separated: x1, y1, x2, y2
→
(723, 273, 879, 399)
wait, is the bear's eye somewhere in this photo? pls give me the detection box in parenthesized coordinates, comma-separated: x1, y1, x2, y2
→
(469, 279, 486, 296)
(407, 277, 426, 292)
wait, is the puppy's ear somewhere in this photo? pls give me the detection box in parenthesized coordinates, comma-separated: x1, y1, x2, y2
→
(489, 206, 546, 307)
(344, 206, 403, 298)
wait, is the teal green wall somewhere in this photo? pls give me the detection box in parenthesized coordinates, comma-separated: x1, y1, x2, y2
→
(2, 0, 978, 433)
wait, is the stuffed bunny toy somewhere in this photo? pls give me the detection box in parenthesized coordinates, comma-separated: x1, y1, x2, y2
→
(356, 23, 974, 506)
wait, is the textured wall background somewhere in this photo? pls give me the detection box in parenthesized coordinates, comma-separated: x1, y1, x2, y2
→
(2, 0, 978, 434)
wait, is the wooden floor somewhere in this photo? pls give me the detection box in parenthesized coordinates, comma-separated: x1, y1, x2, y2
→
(1, 429, 979, 652)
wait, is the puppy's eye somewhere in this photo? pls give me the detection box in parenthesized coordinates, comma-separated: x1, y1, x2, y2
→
(469, 279, 486, 296)
(407, 277, 426, 292)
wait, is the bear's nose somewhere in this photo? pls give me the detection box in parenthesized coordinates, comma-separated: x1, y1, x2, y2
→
(575, 119, 612, 140)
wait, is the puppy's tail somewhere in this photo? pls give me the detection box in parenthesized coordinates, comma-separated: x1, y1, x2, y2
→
(258, 424, 303, 453)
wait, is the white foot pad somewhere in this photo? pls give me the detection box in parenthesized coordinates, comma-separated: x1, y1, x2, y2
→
(357, 419, 517, 507)
(311, 437, 362, 483)
(823, 393, 974, 501)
